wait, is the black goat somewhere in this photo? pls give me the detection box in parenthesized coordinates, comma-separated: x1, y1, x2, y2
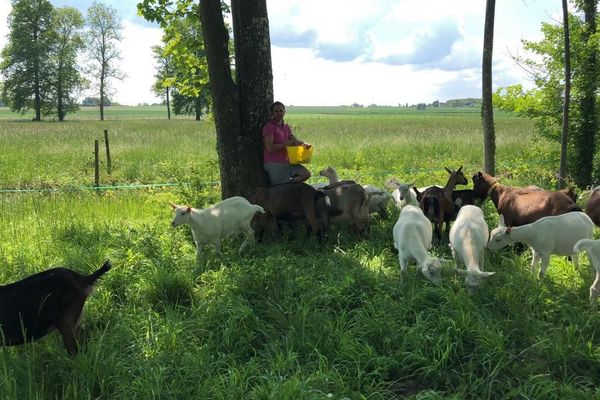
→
(0, 260, 111, 356)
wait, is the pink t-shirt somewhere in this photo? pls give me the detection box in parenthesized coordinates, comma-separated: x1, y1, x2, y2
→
(262, 120, 291, 163)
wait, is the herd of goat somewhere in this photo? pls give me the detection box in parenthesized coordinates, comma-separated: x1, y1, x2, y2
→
(3, 165, 600, 356)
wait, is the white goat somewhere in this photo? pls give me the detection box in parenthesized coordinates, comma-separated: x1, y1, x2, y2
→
(170, 196, 265, 255)
(573, 239, 600, 310)
(385, 178, 436, 209)
(487, 212, 594, 278)
(449, 205, 494, 292)
(392, 183, 419, 209)
(316, 166, 391, 217)
(392, 205, 445, 284)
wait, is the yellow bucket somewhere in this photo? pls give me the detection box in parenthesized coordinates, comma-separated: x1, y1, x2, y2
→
(286, 145, 313, 164)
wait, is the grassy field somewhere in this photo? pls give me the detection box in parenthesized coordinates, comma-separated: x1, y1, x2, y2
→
(1, 106, 599, 399)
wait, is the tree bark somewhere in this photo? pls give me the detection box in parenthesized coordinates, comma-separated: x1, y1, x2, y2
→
(166, 87, 171, 120)
(200, 0, 271, 199)
(558, 0, 571, 189)
(482, 0, 496, 176)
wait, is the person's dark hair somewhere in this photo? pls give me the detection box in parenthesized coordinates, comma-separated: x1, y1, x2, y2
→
(270, 101, 285, 112)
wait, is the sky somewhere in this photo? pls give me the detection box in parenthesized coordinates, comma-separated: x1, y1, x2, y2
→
(0, 0, 565, 106)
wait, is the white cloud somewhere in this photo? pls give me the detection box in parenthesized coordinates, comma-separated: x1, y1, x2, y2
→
(0, 0, 568, 106)
(0, 0, 9, 46)
(111, 20, 162, 105)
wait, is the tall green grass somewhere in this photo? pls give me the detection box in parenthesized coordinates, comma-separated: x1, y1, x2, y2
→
(0, 107, 597, 399)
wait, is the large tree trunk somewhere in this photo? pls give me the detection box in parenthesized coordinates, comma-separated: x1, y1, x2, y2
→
(481, 0, 496, 176)
(558, 0, 571, 189)
(231, 0, 273, 190)
(199, 0, 271, 199)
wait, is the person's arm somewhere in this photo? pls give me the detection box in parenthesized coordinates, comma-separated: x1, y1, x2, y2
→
(264, 134, 295, 152)
(287, 126, 305, 146)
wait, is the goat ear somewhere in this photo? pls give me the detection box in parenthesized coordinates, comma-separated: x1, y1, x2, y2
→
(445, 166, 451, 174)
(170, 202, 177, 210)
(498, 214, 506, 227)
(477, 271, 495, 277)
(458, 165, 463, 172)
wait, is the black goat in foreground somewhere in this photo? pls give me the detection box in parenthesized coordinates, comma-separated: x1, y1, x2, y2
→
(0, 260, 111, 356)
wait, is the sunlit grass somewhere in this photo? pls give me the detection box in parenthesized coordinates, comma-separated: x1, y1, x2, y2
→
(0, 107, 597, 399)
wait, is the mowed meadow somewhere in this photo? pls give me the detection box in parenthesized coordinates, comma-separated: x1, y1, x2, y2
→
(1, 105, 599, 399)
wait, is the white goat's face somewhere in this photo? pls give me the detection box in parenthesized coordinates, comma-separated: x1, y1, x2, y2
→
(170, 205, 191, 228)
(457, 269, 495, 292)
(487, 227, 512, 250)
(319, 166, 335, 179)
(421, 259, 442, 285)
(398, 184, 412, 201)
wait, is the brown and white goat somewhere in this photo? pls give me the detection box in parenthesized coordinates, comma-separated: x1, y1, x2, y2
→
(0, 260, 111, 356)
(320, 181, 370, 234)
(471, 171, 581, 226)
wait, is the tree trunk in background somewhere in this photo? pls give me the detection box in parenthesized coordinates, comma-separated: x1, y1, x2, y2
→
(572, 0, 598, 187)
(481, 0, 496, 176)
(200, 0, 271, 199)
(166, 88, 171, 120)
(99, 73, 105, 121)
(558, 0, 571, 189)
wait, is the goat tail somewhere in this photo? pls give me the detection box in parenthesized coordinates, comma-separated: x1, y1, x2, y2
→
(252, 204, 266, 214)
(574, 239, 596, 254)
(87, 260, 112, 284)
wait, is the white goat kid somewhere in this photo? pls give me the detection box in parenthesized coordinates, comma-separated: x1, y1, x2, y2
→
(487, 212, 594, 278)
(449, 205, 494, 292)
(572, 239, 600, 310)
(310, 166, 339, 189)
(170, 196, 265, 255)
(392, 205, 445, 284)
(385, 178, 428, 209)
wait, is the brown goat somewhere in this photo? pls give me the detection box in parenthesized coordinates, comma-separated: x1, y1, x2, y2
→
(471, 171, 581, 226)
(320, 181, 370, 234)
(526, 185, 578, 203)
(419, 166, 468, 243)
(585, 187, 600, 226)
(250, 182, 329, 240)
(0, 260, 111, 356)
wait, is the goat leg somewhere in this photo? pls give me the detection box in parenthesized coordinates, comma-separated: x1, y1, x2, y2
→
(538, 254, 551, 279)
(590, 271, 600, 311)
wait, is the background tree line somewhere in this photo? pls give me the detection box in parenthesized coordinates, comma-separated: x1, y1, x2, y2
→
(0, 0, 123, 121)
(0, 0, 210, 122)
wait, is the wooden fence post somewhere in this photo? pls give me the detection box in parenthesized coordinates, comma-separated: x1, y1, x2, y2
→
(94, 140, 100, 187)
(104, 129, 112, 174)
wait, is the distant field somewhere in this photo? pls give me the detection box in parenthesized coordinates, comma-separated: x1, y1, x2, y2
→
(0, 105, 193, 120)
(0, 105, 552, 191)
(0, 104, 509, 120)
